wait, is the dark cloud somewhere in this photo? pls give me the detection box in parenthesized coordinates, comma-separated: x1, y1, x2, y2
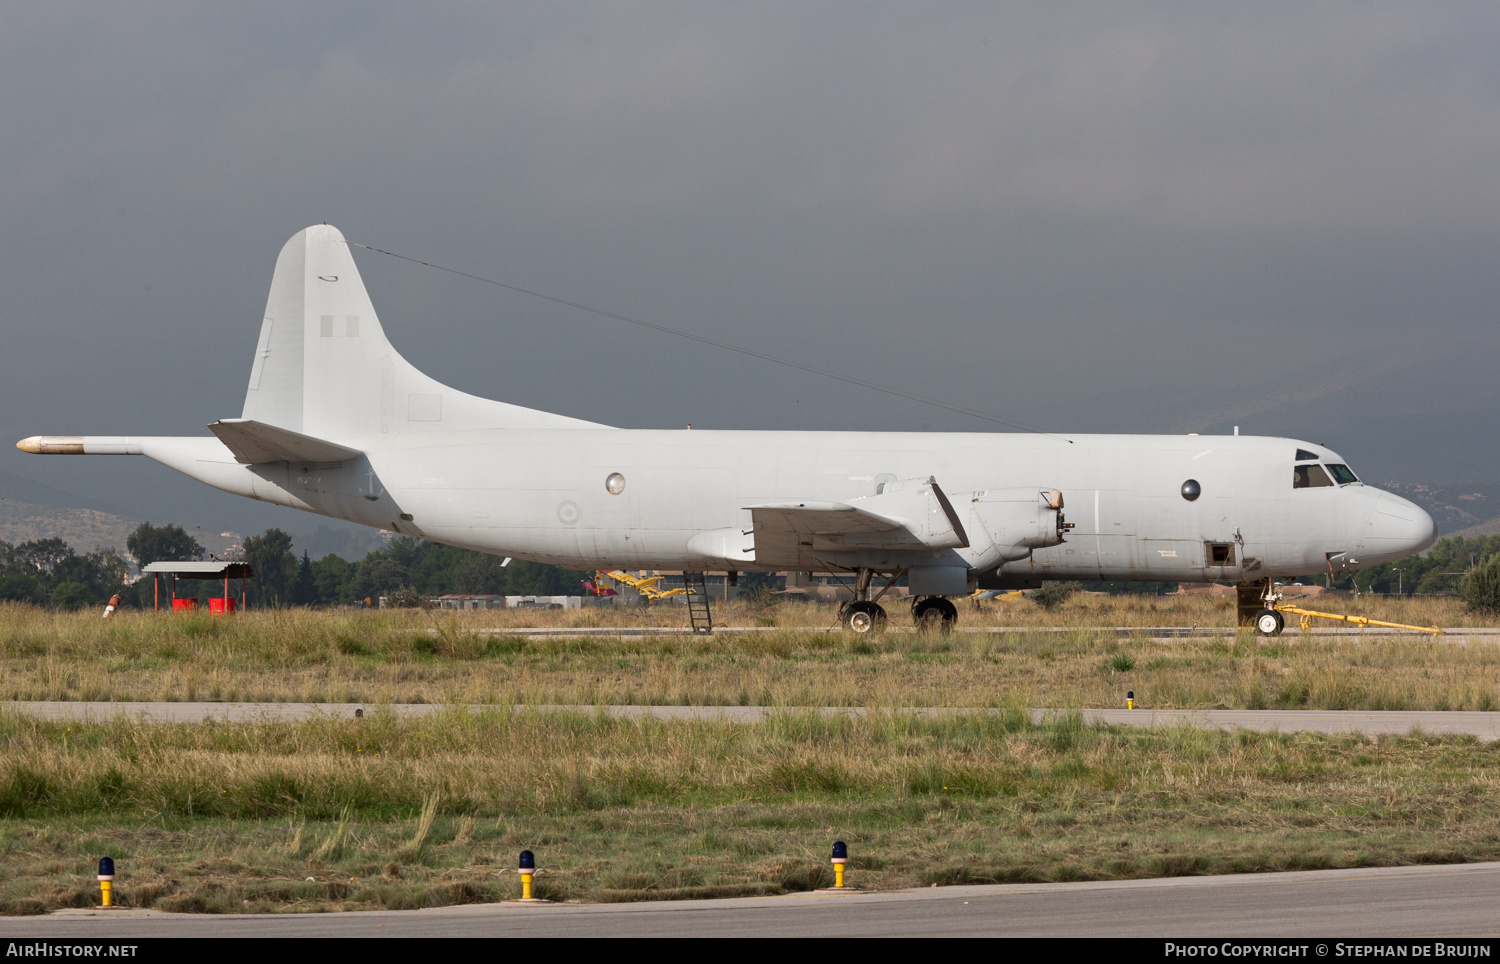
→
(1, 2, 1497, 533)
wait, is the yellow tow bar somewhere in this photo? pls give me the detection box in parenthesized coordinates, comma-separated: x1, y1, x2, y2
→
(1273, 604, 1443, 636)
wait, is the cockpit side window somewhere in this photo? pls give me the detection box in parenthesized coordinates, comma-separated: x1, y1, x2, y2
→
(1295, 449, 1318, 461)
(1293, 464, 1334, 488)
(1326, 463, 1359, 485)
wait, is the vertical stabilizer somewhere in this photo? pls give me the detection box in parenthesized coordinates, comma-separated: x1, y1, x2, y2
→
(241, 224, 602, 440)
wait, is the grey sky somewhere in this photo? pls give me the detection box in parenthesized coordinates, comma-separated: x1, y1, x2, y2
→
(1, 2, 1497, 540)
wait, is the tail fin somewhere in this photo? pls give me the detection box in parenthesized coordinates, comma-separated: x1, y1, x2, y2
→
(241, 224, 602, 439)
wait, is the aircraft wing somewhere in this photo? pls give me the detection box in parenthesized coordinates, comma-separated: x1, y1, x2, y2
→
(208, 419, 363, 465)
(744, 477, 968, 568)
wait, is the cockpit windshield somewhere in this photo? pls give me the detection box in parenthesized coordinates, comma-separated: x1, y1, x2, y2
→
(1293, 464, 1333, 488)
(1293, 462, 1360, 488)
(1326, 463, 1359, 485)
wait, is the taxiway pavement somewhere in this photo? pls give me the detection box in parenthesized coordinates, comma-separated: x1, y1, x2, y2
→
(8, 702, 1500, 739)
(6, 862, 1500, 937)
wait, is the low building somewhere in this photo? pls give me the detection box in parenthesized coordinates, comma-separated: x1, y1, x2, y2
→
(505, 595, 584, 610)
(434, 594, 507, 611)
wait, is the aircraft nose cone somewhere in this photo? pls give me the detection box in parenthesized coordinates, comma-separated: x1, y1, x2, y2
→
(1365, 490, 1437, 560)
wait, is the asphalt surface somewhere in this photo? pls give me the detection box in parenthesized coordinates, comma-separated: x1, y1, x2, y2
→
(9, 701, 1500, 739)
(6, 863, 1500, 937)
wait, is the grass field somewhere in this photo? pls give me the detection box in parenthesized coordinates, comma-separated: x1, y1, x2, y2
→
(0, 597, 1497, 710)
(5, 707, 1500, 914)
(5, 596, 1499, 915)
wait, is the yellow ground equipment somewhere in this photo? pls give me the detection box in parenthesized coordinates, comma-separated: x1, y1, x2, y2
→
(1272, 603, 1442, 636)
(1254, 584, 1442, 636)
(973, 589, 1025, 602)
(597, 570, 689, 602)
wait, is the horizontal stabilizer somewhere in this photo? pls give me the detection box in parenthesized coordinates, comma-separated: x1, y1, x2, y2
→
(208, 419, 363, 465)
(744, 477, 968, 568)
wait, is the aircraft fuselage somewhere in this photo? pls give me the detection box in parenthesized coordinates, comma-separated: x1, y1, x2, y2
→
(100, 427, 1434, 584)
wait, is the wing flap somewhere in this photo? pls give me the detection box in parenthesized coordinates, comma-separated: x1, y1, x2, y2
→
(744, 477, 968, 568)
(208, 418, 363, 465)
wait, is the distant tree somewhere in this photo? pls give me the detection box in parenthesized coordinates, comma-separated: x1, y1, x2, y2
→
(0, 538, 125, 608)
(50, 580, 92, 610)
(1461, 555, 1500, 616)
(504, 559, 589, 595)
(57, 547, 128, 601)
(10, 538, 75, 576)
(450, 552, 508, 594)
(1339, 535, 1500, 596)
(126, 523, 203, 570)
(241, 529, 296, 606)
(311, 554, 355, 605)
(348, 557, 408, 604)
(0, 574, 46, 604)
(289, 551, 317, 606)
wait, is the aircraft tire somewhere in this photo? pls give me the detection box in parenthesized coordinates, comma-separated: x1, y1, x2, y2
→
(913, 597, 959, 633)
(842, 601, 887, 634)
(1254, 609, 1283, 637)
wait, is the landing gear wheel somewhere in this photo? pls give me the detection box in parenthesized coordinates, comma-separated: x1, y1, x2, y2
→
(1254, 609, 1285, 637)
(912, 597, 959, 633)
(842, 600, 888, 634)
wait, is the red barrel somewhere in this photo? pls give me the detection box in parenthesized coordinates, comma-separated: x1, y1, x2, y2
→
(208, 598, 237, 615)
(171, 598, 198, 612)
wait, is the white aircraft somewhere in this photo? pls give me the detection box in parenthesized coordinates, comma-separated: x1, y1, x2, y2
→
(18, 224, 1437, 634)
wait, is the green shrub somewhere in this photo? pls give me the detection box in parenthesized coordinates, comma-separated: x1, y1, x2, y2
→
(1461, 555, 1500, 616)
(1031, 582, 1081, 611)
(386, 587, 429, 609)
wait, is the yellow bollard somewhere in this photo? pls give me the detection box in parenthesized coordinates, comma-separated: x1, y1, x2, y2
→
(1127, 691, 1135, 710)
(519, 850, 535, 901)
(97, 857, 115, 907)
(831, 840, 848, 889)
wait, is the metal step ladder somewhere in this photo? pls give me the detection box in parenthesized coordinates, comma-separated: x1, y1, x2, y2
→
(683, 570, 713, 634)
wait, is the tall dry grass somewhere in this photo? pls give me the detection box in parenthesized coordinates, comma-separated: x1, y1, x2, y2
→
(1, 602, 1499, 709)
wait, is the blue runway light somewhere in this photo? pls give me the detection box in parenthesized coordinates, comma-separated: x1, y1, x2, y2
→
(519, 850, 535, 870)
(831, 841, 847, 860)
(97, 856, 116, 907)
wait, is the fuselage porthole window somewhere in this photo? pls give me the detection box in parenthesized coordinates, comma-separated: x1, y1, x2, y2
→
(1325, 463, 1359, 485)
(1293, 464, 1334, 489)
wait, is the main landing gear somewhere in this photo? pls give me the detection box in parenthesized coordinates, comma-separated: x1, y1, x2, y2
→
(912, 596, 958, 633)
(837, 568, 961, 634)
(839, 568, 888, 634)
(841, 600, 887, 634)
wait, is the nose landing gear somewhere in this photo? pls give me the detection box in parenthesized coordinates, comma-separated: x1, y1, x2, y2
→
(1253, 608, 1285, 637)
(1250, 581, 1441, 637)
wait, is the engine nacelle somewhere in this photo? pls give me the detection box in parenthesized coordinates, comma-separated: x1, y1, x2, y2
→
(967, 487, 1068, 563)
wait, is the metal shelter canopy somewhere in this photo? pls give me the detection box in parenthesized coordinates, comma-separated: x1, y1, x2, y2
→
(142, 561, 255, 613)
(141, 561, 254, 579)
